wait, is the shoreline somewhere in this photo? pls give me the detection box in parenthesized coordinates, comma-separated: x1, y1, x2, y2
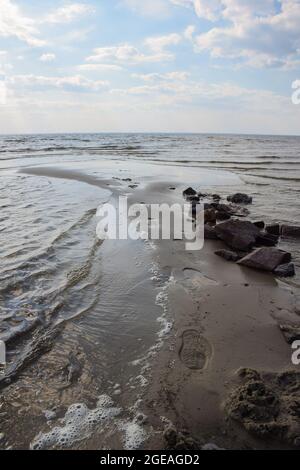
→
(0, 162, 300, 449)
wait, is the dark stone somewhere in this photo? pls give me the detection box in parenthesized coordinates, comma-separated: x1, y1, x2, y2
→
(216, 210, 231, 221)
(203, 203, 214, 210)
(189, 195, 200, 203)
(274, 263, 295, 278)
(204, 225, 219, 240)
(281, 225, 300, 238)
(254, 221, 265, 229)
(215, 249, 240, 262)
(256, 233, 279, 247)
(212, 194, 221, 201)
(183, 187, 197, 199)
(215, 220, 260, 251)
(204, 209, 216, 224)
(227, 193, 253, 204)
(238, 247, 292, 272)
(266, 224, 280, 236)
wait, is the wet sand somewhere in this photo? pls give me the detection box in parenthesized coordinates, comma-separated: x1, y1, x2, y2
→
(0, 163, 299, 450)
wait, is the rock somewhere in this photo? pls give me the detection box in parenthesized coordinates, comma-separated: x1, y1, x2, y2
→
(216, 210, 231, 221)
(254, 221, 265, 229)
(256, 233, 279, 247)
(227, 193, 252, 204)
(204, 209, 216, 224)
(215, 220, 260, 251)
(279, 324, 300, 344)
(204, 225, 218, 240)
(188, 195, 200, 204)
(274, 263, 295, 278)
(212, 194, 221, 201)
(215, 249, 240, 262)
(238, 247, 292, 272)
(183, 187, 197, 199)
(281, 225, 300, 238)
(163, 427, 178, 447)
(0, 433, 4, 442)
(266, 224, 280, 236)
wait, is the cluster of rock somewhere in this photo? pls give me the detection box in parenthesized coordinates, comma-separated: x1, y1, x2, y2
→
(183, 188, 299, 277)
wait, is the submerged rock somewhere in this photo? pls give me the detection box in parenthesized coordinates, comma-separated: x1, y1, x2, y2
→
(281, 225, 300, 238)
(215, 220, 260, 251)
(266, 224, 280, 236)
(274, 263, 295, 278)
(227, 193, 252, 204)
(215, 249, 241, 262)
(238, 247, 291, 272)
(254, 221, 265, 229)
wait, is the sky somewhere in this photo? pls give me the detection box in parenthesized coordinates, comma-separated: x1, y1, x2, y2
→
(0, 0, 300, 134)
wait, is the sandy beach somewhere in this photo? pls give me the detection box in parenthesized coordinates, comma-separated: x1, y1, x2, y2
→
(0, 143, 299, 450)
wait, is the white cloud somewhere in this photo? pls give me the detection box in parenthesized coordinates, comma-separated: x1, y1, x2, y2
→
(78, 64, 123, 71)
(45, 3, 94, 24)
(0, 0, 45, 46)
(8, 74, 109, 92)
(40, 53, 56, 62)
(86, 33, 182, 65)
(172, 0, 300, 69)
(132, 71, 190, 81)
(170, 0, 222, 21)
(121, 0, 170, 17)
(144, 33, 182, 52)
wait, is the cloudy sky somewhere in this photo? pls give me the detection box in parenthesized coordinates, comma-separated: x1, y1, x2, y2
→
(0, 0, 300, 134)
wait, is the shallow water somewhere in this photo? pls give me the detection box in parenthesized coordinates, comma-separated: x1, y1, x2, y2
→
(0, 133, 299, 449)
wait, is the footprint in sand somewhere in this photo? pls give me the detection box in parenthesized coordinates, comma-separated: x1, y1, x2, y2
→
(179, 330, 211, 370)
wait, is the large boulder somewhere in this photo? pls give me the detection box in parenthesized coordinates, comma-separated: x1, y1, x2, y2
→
(215, 220, 260, 251)
(227, 193, 252, 204)
(274, 263, 295, 278)
(281, 225, 300, 238)
(238, 247, 292, 272)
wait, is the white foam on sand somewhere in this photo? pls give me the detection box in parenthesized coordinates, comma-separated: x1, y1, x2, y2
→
(119, 419, 147, 450)
(31, 395, 149, 450)
(31, 395, 121, 450)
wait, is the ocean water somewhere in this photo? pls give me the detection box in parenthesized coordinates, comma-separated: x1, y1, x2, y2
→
(0, 133, 299, 448)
